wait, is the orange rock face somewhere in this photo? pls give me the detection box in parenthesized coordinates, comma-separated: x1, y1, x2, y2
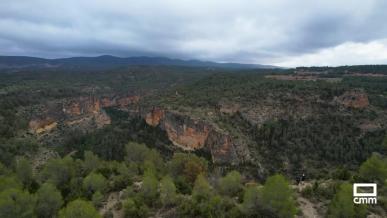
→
(94, 111, 111, 127)
(63, 97, 101, 116)
(164, 122, 210, 150)
(93, 99, 101, 113)
(30, 95, 136, 135)
(214, 136, 233, 155)
(36, 122, 58, 134)
(143, 108, 241, 164)
(206, 132, 238, 164)
(29, 118, 57, 134)
(28, 94, 140, 136)
(337, 90, 369, 109)
(145, 108, 210, 150)
(145, 108, 165, 126)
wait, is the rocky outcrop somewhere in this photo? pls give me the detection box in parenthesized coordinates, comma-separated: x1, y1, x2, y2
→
(29, 95, 245, 164)
(29, 95, 140, 134)
(162, 112, 210, 150)
(146, 108, 210, 150)
(206, 131, 239, 164)
(336, 89, 369, 109)
(94, 111, 111, 128)
(29, 118, 58, 134)
(145, 107, 165, 127)
(144, 108, 246, 164)
(63, 97, 100, 116)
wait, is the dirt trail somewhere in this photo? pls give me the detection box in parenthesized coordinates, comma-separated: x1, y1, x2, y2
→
(100, 192, 124, 218)
(297, 196, 321, 218)
(292, 182, 321, 218)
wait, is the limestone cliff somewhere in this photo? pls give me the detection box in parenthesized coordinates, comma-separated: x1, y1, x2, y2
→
(335, 89, 369, 109)
(145, 108, 247, 164)
(145, 107, 165, 127)
(29, 118, 58, 134)
(29, 95, 140, 135)
(63, 96, 100, 116)
(205, 130, 240, 165)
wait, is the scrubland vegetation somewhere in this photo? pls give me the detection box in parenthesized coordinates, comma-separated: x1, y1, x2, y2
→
(0, 142, 386, 217)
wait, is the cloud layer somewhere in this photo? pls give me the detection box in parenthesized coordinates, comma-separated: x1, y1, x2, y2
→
(1, 0, 387, 66)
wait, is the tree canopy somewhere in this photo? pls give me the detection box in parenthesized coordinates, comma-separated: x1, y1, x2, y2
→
(58, 199, 101, 218)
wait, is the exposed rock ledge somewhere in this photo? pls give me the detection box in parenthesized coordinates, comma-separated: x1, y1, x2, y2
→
(145, 107, 247, 165)
(28, 95, 139, 134)
(335, 89, 369, 109)
(28, 96, 248, 165)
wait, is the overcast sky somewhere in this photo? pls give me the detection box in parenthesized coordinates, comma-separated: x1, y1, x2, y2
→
(1, 0, 387, 67)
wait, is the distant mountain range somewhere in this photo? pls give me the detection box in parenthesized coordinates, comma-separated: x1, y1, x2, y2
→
(0, 55, 277, 70)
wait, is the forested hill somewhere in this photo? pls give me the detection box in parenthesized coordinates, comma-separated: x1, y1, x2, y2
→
(296, 65, 387, 74)
(0, 55, 276, 70)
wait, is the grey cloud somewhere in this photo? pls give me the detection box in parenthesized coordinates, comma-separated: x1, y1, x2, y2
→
(277, 0, 387, 55)
(1, 0, 387, 65)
